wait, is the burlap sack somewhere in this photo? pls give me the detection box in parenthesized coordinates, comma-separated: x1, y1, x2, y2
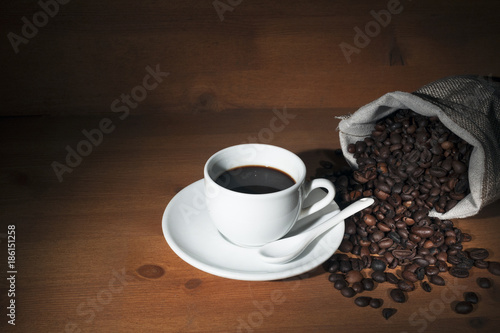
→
(338, 75, 500, 219)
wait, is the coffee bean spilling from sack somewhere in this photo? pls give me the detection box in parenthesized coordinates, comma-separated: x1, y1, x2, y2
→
(318, 110, 500, 318)
(345, 109, 471, 213)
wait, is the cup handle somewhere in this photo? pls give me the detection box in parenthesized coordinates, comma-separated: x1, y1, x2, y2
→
(297, 178, 336, 220)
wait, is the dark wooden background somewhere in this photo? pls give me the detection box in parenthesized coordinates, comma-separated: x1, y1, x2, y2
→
(1, 1, 500, 332)
(2, 0, 500, 116)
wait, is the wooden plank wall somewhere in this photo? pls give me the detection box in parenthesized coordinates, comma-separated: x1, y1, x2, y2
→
(1, 0, 499, 116)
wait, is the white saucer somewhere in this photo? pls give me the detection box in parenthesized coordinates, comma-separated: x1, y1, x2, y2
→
(162, 179, 345, 281)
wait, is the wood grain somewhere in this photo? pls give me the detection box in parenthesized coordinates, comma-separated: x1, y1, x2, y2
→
(1, 0, 500, 332)
(1, 109, 500, 332)
(1, 0, 500, 115)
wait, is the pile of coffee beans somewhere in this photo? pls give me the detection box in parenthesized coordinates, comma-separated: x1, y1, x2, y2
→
(317, 109, 500, 318)
(344, 109, 472, 213)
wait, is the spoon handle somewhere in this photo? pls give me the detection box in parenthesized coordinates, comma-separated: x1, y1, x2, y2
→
(258, 197, 375, 265)
(306, 197, 375, 239)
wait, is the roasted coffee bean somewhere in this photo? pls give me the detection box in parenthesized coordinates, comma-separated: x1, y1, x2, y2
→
(402, 270, 418, 282)
(456, 256, 474, 270)
(351, 258, 364, 271)
(339, 240, 354, 253)
(454, 301, 474, 315)
(429, 187, 441, 196)
(415, 267, 427, 281)
(413, 208, 429, 222)
(393, 249, 414, 260)
(450, 244, 464, 252)
(371, 259, 387, 272)
(327, 261, 340, 273)
(353, 170, 370, 184)
(474, 260, 489, 269)
(388, 259, 399, 269)
(384, 251, 395, 264)
(360, 246, 371, 258)
(361, 278, 375, 291)
(397, 228, 409, 239)
(345, 221, 357, 235)
(377, 181, 392, 194)
(390, 132, 402, 144)
(403, 217, 416, 226)
(388, 231, 401, 244)
(422, 240, 434, 249)
(425, 266, 440, 276)
(411, 226, 434, 238)
(382, 308, 397, 320)
(370, 230, 385, 243)
(341, 287, 356, 298)
(352, 282, 364, 294)
(334, 253, 350, 261)
(477, 277, 492, 289)
(334, 279, 347, 290)
(468, 248, 489, 260)
(363, 214, 377, 226)
(398, 280, 415, 292)
(436, 251, 447, 262)
(372, 271, 386, 283)
(375, 188, 390, 201)
(424, 255, 437, 265)
(416, 267, 426, 280)
(355, 141, 367, 154)
(327, 254, 340, 262)
(419, 248, 431, 256)
(429, 275, 445, 286)
(455, 179, 469, 194)
(345, 270, 363, 284)
(441, 141, 454, 150)
(339, 260, 352, 273)
(429, 167, 447, 178)
(382, 221, 396, 233)
(388, 194, 402, 208)
(421, 281, 432, 292)
(362, 255, 372, 269)
(447, 255, 461, 265)
(369, 242, 380, 254)
(464, 292, 479, 304)
(445, 200, 458, 211)
(328, 273, 343, 282)
(378, 238, 394, 249)
(385, 272, 399, 284)
(390, 289, 406, 303)
(449, 266, 470, 279)
(369, 298, 383, 309)
(354, 296, 372, 307)
(415, 258, 430, 267)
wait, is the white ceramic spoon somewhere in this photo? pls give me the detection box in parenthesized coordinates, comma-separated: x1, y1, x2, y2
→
(258, 197, 375, 264)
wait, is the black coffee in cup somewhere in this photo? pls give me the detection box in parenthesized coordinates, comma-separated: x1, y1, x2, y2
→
(215, 165, 295, 194)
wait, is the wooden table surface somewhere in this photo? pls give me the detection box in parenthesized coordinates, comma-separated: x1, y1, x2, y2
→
(1, 1, 500, 332)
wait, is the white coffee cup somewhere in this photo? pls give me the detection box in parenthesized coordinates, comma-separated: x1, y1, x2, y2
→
(204, 144, 336, 247)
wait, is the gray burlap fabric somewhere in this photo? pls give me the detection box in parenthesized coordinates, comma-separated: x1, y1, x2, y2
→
(338, 75, 500, 219)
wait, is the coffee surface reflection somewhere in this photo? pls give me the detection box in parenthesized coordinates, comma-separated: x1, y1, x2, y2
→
(215, 165, 295, 194)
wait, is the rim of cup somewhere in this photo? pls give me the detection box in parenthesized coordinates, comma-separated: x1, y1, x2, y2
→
(204, 143, 306, 198)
